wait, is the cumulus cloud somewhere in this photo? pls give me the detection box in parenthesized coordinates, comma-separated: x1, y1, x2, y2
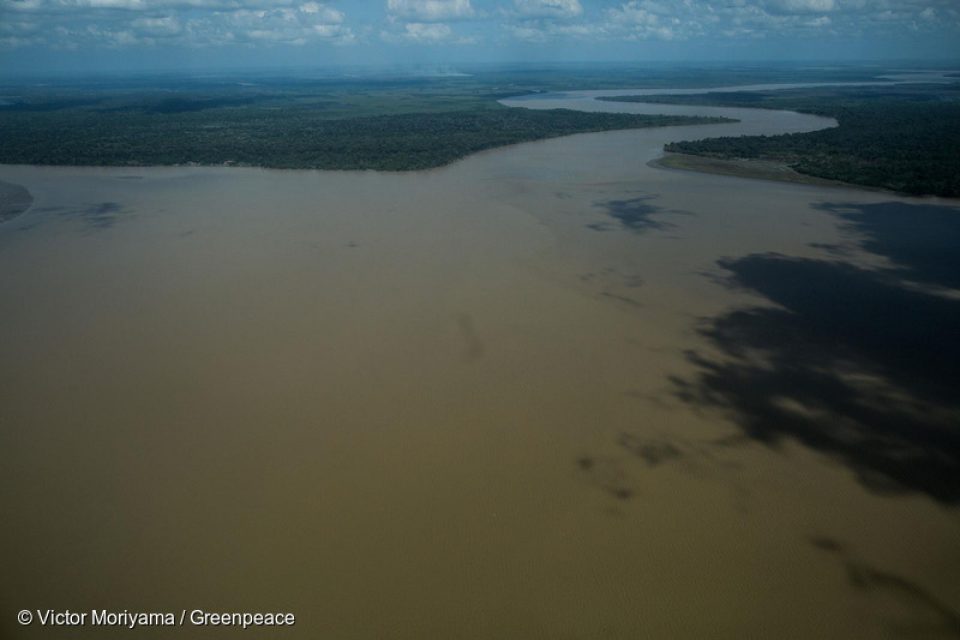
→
(131, 15, 182, 35)
(601, 0, 700, 40)
(512, 0, 582, 19)
(502, 0, 587, 44)
(381, 20, 478, 43)
(398, 21, 450, 40)
(386, 0, 473, 22)
(381, 0, 477, 45)
(804, 15, 830, 26)
(204, 6, 351, 44)
(765, 0, 836, 14)
(0, 0, 958, 50)
(0, 0, 354, 48)
(506, 19, 605, 41)
(498, 0, 959, 43)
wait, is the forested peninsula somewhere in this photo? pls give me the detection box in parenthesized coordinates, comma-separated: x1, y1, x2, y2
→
(0, 79, 728, 171)
(601, 83, 960, 197)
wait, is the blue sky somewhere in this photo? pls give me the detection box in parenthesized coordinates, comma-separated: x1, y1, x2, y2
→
(2, 0, 959, 73)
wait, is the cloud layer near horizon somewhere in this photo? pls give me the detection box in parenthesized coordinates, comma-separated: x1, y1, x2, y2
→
(1, 0, 958, 59)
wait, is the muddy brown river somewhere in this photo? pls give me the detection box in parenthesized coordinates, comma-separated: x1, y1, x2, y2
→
(1, 84, 958, 639)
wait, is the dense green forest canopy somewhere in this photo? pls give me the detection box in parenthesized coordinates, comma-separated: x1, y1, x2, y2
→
(0, 69, 750, 171)
(0, 104, 727, 171)
(0, 65, 905, 172)
(601, 83, 960, 197)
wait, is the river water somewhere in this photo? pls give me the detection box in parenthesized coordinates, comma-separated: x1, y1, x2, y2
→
(1, 82, 958, 639)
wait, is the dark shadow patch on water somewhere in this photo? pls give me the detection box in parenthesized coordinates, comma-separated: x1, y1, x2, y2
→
(0, 179, 34, 224)
(578, 432, 690, 499)
(809, 535, 960, 637)
(575, 455, 634, 501)
(618, 433, 682, 467)
(600, 291, 643, 308)
(60, 202, 131, 230)
(673, 200, 960, 503)
(586, 222, 614, 232)
(821, 201, 960, 290)
(809, 535, 845, 553)
(594, 195, 677, 233)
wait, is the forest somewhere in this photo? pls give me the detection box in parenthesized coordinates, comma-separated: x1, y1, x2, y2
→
(0, 104, 726, 171)
(0, 73, 733, 171)
(0, 65, 905, 172)
(602, 83, 960, 197)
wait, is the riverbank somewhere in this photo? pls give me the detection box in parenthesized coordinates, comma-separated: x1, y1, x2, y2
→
(0, 180, 33, 223)
(640, 83, 960, 198)
(651, 152, 847, 188)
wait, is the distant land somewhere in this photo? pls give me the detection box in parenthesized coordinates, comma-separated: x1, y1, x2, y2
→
(0, 106, 726, 172)
(0, 65, 897, 173)
(603, 82, 960, 197)
(2, 65, 958, 194)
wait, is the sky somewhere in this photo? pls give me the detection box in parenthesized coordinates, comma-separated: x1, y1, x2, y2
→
(2, 0, 959, 74)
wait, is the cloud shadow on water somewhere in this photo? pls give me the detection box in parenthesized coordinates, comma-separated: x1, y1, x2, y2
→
(673, 201, 960, 503)
(592, 195, 680, 233)
(72, 202, 128, 230)
(808, 536, 960, 636)
(820, 201, 960, 290)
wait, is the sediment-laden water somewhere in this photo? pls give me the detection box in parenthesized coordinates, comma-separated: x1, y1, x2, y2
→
(1, 83, 958, 639)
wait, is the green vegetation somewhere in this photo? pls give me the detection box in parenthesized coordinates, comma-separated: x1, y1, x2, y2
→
(655, 153, 842, 187)
(602, 83, 960, 197)
(0, 73, 732, 171)
(0, 105, 727, 171)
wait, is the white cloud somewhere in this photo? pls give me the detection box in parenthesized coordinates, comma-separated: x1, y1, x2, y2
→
(131, 15, 181, 35)
(386, 0, 473, 22)
(512, 0, 581, 19)
(0, 0, 355, 47)
(401, 21, 451, 40)
(505, 23, 547, 41)
(1, 0, 348, 11)
(602, 0, 701, 40)
(608, 1, 660, 27)
(804, 14, 830, 26)
(765, 0, 835, 14)
(381, 20, 477, 43)
(504, 18, 610, 42)
(199, 5, 351, 44)
(1, 0, 958, 50)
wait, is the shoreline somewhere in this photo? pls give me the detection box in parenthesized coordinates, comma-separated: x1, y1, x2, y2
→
(649, 153, 958, 201)
(0, 179, 33, 223)
(650, 152, 855, 190)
